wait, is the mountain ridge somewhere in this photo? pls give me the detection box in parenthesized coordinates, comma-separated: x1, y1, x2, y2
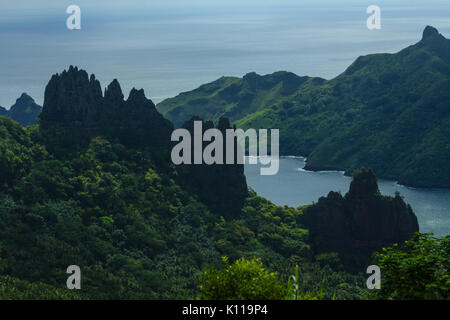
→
(157, 26, 450, 188)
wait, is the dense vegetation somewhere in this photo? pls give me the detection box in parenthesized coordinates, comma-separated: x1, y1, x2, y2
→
(0, 115, 368, 299)
(158, 26, 450, 188)
(0, 68, 370, 299)
(372, 233, 450, 300)
(198, 257, 286, 300)
(0, 65, 445, 300)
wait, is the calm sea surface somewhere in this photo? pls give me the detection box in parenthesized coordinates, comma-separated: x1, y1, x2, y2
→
(1, 0, 450, 108)
(245, 157, 450, 237)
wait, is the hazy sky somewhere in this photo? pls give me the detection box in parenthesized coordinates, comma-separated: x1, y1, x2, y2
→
(1, 0, 449, 108)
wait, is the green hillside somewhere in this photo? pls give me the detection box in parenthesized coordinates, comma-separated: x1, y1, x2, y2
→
(157, 72, 323, 128)
(158, 26, 450, 188)
(0, 67, 427, 299)
(0, 69, 363, 299)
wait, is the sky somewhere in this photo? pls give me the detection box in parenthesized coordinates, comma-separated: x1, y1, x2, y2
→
(1, 0, 449, 108)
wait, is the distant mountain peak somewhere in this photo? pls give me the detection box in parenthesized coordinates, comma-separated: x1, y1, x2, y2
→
(3, 93, 42, 126)
(422, 26, 439, 40)
(16, 92, 35, 104)
(11, 92, 39, 111)
(417, 25, 449, 59)
(420, 25, 447, 45)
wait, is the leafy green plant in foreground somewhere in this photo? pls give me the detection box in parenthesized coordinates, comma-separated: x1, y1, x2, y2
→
(373, 233, 450, 300)
(198, 257, 286, 300)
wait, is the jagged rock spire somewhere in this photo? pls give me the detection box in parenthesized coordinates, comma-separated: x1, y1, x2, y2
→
(105, 79, 124, 102)
(39, 66, 174, 153)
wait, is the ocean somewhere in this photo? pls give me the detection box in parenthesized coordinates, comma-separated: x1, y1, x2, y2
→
(1, 0, 450, 108)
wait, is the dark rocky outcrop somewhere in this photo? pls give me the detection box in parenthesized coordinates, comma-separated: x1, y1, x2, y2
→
(40, 67, 103, 126)
(0, 93, 42, 126)
(422, 25, 440, 40)
(37, 66, 248, 216)
(300, 168, 419, 270)
(176, 116, 248, 219)
(39, 66, 173, 155)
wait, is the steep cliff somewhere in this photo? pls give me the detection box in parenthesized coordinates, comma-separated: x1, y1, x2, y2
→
(175, 116, 248, 219)
(38, 66, 173, 156)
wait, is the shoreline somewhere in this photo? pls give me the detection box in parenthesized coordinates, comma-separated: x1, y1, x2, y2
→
(274, 155, 450, 191)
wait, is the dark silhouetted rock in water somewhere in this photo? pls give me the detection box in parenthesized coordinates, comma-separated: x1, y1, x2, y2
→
(300, 168, 419, 271)
(0, 93, 42, 126)
(39, 66, 173, 155)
